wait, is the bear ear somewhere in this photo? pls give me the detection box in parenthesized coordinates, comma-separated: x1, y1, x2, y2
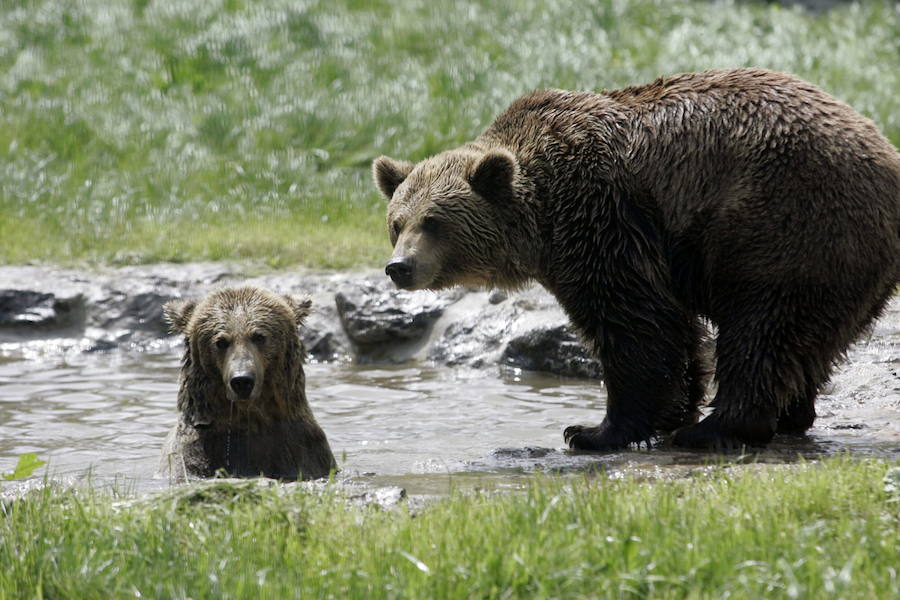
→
(283, 295, 313, 326)
(164, 299, 197, 335)
(373, 156, 415, 199)
(468, 149, 518, 203)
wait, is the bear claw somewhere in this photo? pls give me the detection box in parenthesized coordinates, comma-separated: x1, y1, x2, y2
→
(563, 425, 586, 446)
(564, 423, 646, 451)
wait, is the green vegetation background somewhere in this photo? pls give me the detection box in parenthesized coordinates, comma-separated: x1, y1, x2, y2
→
(2, 5, 899, 596)
(2, 0, 899, 267)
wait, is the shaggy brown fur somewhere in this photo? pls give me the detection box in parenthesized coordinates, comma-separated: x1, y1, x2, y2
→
(374, 68, 900, 451)
(158, 286, 336, 479)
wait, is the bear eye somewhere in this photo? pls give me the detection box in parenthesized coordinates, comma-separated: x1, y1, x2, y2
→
(421, 215, 441, 236)
(390, 220, 402, 241)
(250, 332, 266, 346)
(215, 337, 230, 351)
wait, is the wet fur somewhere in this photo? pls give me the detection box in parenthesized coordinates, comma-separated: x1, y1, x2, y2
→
(158, 286, 336, 479)
(375, 68, 900, 451)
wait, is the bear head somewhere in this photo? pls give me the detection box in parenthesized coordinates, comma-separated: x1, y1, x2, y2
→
(163, 287, 312, 427)
(373, 147, 531, 291)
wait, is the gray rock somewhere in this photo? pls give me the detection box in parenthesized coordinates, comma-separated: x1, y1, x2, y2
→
(0, 265, 605, 379)
(301, 327, 345, 363)
(427, 296, 510, 368)
(501, 325, 603, 379)
(427, 286, 600, 378)
(0, 289, 86, 337)
(488, 290, 508, 305)
(336, 287, 437, 345)
(301, 304, 351, 363)
(349, 485, 408, 509)
(94, 289, 178, 337)
(335, 281, 461, 362)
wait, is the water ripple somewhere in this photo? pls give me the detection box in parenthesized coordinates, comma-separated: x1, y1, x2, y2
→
(0, 351, 897, 495)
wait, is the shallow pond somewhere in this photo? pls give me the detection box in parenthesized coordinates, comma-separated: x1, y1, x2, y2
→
(2, 342, 898, 497)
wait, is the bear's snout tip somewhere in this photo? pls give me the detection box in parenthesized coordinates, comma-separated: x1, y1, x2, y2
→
(385, 256, 415, 288)
(229, 374, 255, 400)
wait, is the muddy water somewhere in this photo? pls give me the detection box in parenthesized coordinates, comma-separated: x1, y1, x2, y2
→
(0, 347, 604, 495)
(1, 342, 898, 497)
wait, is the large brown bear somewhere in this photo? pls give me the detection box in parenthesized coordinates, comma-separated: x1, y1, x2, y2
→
(373, 68, 900, 451)
(158, 286, 336, 479)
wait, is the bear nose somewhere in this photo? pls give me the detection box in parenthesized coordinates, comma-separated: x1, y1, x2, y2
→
(385, 256, 414, 288)
(229, 374, 255, 399)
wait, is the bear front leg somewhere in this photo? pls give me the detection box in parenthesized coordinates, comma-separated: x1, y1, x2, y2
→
(673, 381, 779, 451)
(565, 315, 697, 451)
(776, 385, 817, 435)
(671, 410, 777, 451)
(654, 317, 710, 433)
(673, 305, 787, 450)
(550, 189, 703, 451)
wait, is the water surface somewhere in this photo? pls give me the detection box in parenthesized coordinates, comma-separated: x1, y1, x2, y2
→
(1, 343, 897, 496)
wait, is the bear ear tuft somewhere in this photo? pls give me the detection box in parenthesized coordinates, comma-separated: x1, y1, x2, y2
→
(468, 149, 518, 203)
(373, 156, 415, 200)
(163, 299, 197, 335)
(283, 295, 313, 325)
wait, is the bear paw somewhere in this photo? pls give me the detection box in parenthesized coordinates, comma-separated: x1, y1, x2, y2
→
(564, 422, 651, 451)
(672, 413, 775, 451)
(775, 402, 816, 435)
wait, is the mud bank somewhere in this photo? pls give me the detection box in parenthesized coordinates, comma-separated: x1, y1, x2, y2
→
(0, 263, 603, 378)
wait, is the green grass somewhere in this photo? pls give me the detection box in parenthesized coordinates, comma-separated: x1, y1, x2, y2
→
(2, 458, 899, 598)
(2, 0, 899, 266)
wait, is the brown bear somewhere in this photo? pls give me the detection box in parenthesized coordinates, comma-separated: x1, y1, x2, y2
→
(158, 286, 336, 479)
(373, 68, 900, 451)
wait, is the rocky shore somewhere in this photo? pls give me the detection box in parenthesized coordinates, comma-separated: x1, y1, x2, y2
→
(0, 263, 603, 379)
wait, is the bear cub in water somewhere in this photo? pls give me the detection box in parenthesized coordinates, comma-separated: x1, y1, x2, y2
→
(158, 286, 336, 480)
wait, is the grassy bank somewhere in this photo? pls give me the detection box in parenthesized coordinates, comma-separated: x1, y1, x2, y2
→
(2, 458, 899, 598)
(2, 0, 899, 267)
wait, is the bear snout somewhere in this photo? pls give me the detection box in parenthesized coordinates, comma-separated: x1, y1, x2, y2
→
(385, 256, 415, 289)
(223, 343, 264, 403)
(229, 373, 255, 400)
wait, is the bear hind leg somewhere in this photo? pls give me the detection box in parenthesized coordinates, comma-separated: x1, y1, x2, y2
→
(673, 284, 883, 450)
(775, 282, 895, 436)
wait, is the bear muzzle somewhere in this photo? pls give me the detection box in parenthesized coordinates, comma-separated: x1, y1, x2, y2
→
(385, 256, 416, 289)
(229, 373, 255, 400)
(223, 344, 264, 403)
